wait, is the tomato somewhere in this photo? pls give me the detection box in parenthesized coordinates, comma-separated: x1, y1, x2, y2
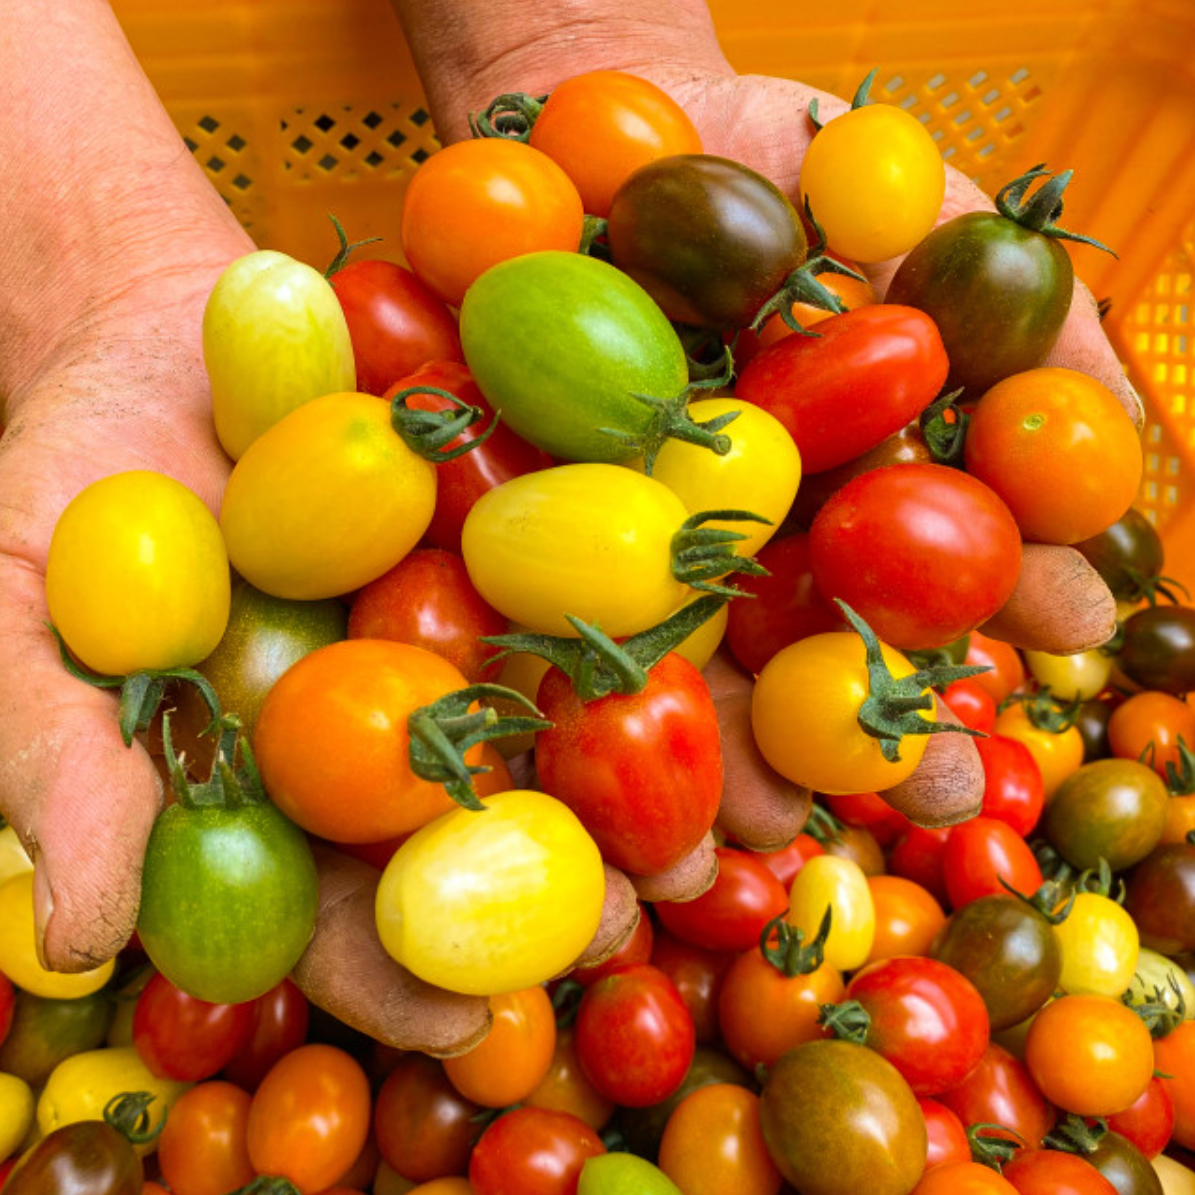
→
(963, 367, 1143, 545)
(0, 987, 114, 1091)
(443, 985, 557, 1108)
(1040, 758, 1169, 873)
(246, 1043, 371, 1194)
(734, 305, 949, 475)
(373, 1053, 483, 1183)
(1054, 890, 1139, 998)
(918, 1096, 971, 1170)
(965, 630, 1027, 704)
(1024, 993, 1154, 1116)
(829, 955, 990, 1095)
(976, 734, 1045, 837)
(401, 138, 584, 308)
(327, 253, 463, 396)
(910, 1161, 1018, 1194)
(1154, 1020, 1195, 1150)
(799, 78, 945, 263)
(462, 463, 710, 639)
(578, 1151, 683, 1195)
(1074, 506, 1166, 604)
(1117, 604, 1195, 695)
(525, 1024, 617, 1132)
(1001, 1148, 1118, 1195)
(1109, 691, 1195, 781)
(648, 929, 735, 1046)
(940, 678, 998, 735)
(0, 1071, 33, 1165)
(888, 825, 952, 908)
(254, 638, 481, 842)
(992, 701, 1085, 799)
(376, 789, 605, 995)
(131, 970, 255, 1082)
(156, 1080, 255, 1195)
(941, 816, 1044, 909)
(809, 462, 1022, 650)
(1070, 1127, 1169, 1195)
(383, 360, 553, 553)
(572, 903, 654, 989)
(1126, 945, 1195, 1023)
(787, 854, 876, 972)
(1105, 1076, 1176, 1160)
(574, 962, 695, 1108)
(1025, 648, 1116, 703)
(524, 69, 702, 218)
(935, 1042, 1055, 1148)
(759, 1038, 927, 1195)
(654, 846, 789, 952)
(532, 650, 723, 876)
(220, 977, 310, 1092)
(45, 470, 230, 677)
(607, 153, 808, 330)
(657, 1083, 783, 1195)
(468, 1106, 605, 1195)
(865, 873, 948, 964)
(0, 873, 114, 999)
(751, 626, 938, 794)
(637, 397, 801, 560)
(1124, 840, 1195, 956)
(823, 790, 910, 849)
(717, 929, 843, 1069)
(930, 893, 1062, 1031)
(5, 1113, 145, 1195)
(203, 248, 356, 460)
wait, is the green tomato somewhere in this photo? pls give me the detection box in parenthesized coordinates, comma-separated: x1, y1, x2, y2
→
(459, 250, 690, 464)
(137, 789, 318, 1004)
(579, 1153, 683, 1195)
(203, 249, 356, 460)
(0, 987, 116, 1089)
(45, 470, 230, 676)
(375, 789, 606, 996)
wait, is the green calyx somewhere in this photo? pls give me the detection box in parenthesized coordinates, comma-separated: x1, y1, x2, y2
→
(920, 389, 970, 468)
(49, 624, 221, 749)
(228, 1179, 303, 1195)
(808, 67, 879, 132)
(817, 996, 871, 1043)
(1000, 873, 1075, 925)
(322, 212, 382, 279)
(671, 510, 772, 597)
(1076, 857, 1125, 903)
(804, 802, 845, 846)
(162, 712, 265, 813)
(994, 164, 1116, 255)
(966, 1123, 1024, 1170)
(837, 600, 989, 763)
(390, 385, 495, 463)
(1044, 1113, 1107, 1156)
(760, 905, 832, 978)
(468, 91, 548, 141)
(407, 684, 552, 811)
(103, 1091, 161, 1146)
(1124, 975, 1187, 1039)
(1127, 567, 1189, 608)
(1000, 684, 1081, 734)
(481, 592, 731, 703)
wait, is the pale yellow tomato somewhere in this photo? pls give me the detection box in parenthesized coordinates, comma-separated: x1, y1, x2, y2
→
(1124, 946, 1195, 1021)
(1054, 890, 1139, 997)
(1023, 647, 1115, 701)
(0, 1071, 34, 1161)
(787, 854, 876, 972)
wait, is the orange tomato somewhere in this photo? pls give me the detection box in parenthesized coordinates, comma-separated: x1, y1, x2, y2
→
(864, 873, 948, 964)
(156, 1081, 255, 1195)
(524, 1023, 617, 1130)
(992, 702, 1085, 800)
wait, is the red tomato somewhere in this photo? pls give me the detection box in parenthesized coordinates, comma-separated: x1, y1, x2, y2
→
(467, 1106, 605, 1195)
(940, 678, 998, 734)
(975, 734, 1045, 838)
(723, 532, 846, 674)
(400, 138, 585, 308)
(755, 833, 826, 890)
(526, 69, 703, 218)
(936, 1042, 1056, 1148)
(383, 360, 553, 553)
(220, 977, 310, 1091)
(809, 462, 1022, 650)
(822, 791, 911, 848)
(132, 971, 256, 1082)
(347, 547, 509, 683)
(888, 825, 953, 909)
(832, 956, 990, 1095)
(940, 817, 1044, 909)
(918, 1096, 971, 1170)
(246, 1044, 372, 1194)
(533, 652, 723, 876)
(734, 304, 949, 474)
(965, 630, 1027, 704)
(649, 927, 736, 1046)
(1104, 1074, 1175, 1159)
(1001, 1148, 1119, 1195)
(328, 256, 463, 395)
(574, 962, 696, 1107)
(157, 1080, 256, 1195)
(653, 846, 790, 954)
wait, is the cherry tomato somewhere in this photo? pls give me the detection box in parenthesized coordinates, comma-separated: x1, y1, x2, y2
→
(220, 977, 310, 1092)
(823, 790, 910, 849)
(935, 1041, 1055, 1148)
(1117, 603, 1195, 695)
(649, 928, 735, 1046)
(865, 873, 948, 964)
(1108, 690, 1195, 780)
(574, 962, 696, 1108)
(787, 853, 876, 972)
(401, 138, 584, 308)
(1105, 1075, 1176, 1160)
(910, 1161, 1018, 1194)
(964, 367, 1143, 545)
(1023, 648, 1115, 703)
(527, 69, 702, 218)
(992, 701, 1085, 799)
(941, 816, 1044, 909)
(1054, 890, 1139, 998)
(4, 1114, 145, 1195)
(156, 1080, 256, 1195)
(755, 832, 826, 890)
(965, 630, 1027, 705)
(246, 1043, 372, 1195)
(1074, 506, 1166, 604)
(1002, 1148, 1119, 1195)
(888, 825, 952, 909)
(468, 1106, 605, 1195)
(1123, 840, 1195, 956)
(976, 734, 1045, 838)
(571, 902, 654, 989)
(524, 1023, 617, 1132)
(940, 678, 998, 734)
(918, 1096, 971, 1170)
(1154, 1020, 1195, 1151)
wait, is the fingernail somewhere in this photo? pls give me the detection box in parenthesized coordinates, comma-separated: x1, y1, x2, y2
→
(32, 866, 54, 970)
(1121, 377, 1146, 431)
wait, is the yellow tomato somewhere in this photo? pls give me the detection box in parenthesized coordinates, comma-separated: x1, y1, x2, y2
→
(0, 1072, 34, 1161)
(1153, 1153, 1195, 1195)
(0, 873, 114, 999)
(376, 790, 605, 996)
(45, 470, 230, 676)
(37, 1046, 191, 1154)
(992, 702, 1085, 799)
(672, 591, 728, 671)
(0, 825, 33, 888)
(787, 854, 876, 972)
(219, 391, 436, 600)
(1054, 891, 1139, 997)
(1023, 647, 1115, 701)
(1124, 946, 1195, 1021)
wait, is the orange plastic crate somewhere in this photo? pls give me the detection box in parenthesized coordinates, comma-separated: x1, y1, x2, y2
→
(112, 0, 1195, 596)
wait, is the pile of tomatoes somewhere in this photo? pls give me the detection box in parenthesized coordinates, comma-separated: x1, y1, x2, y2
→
(5, 64, 1195, 1195)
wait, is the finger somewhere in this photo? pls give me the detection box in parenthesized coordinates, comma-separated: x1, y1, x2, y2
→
(567, 864, 640, 971)
(979, 542, 1117, 654)
(293, 845, 491, 1058)
(627, 832, 718, 904)
(879, 695, 984, 828)
(0, 577, 161, 971)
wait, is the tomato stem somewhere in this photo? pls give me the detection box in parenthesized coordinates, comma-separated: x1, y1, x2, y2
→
(390, 385, 496, 462)
(468, 91, 547, 141)
(322, 212, 383, 278)
(994, 164, 1116, 254)
(671, 510, 771, 597)
(760, 906, 832, 977)
(103, 1090, 161, 1146)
